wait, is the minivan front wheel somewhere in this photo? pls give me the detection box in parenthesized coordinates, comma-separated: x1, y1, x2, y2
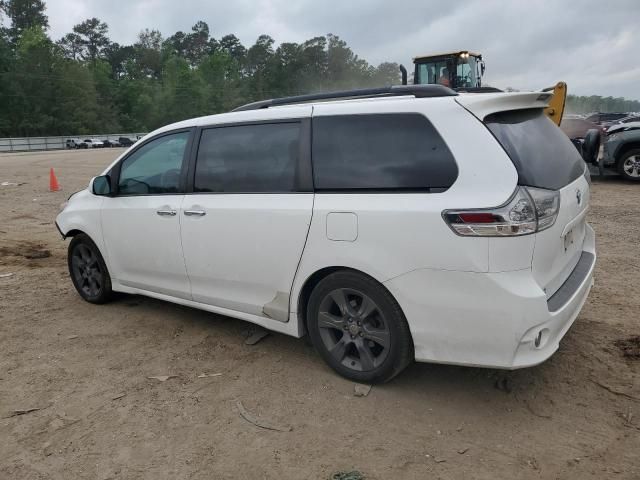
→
(68, 234, 113, 304)
(307, 271, 413, 383)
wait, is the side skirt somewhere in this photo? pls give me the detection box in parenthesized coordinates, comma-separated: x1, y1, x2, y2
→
(112, 280, 303, 338)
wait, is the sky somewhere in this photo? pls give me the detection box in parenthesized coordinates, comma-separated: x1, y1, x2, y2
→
(44, 0, 640, 99)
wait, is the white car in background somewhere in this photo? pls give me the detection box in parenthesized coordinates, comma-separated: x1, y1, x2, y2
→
(81, 139, 104, 148)
(56, 85, 596, 383)
(65, 138, 83, 149)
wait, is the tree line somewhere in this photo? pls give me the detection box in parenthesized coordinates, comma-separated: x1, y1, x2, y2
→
(565, 95, 640, 116)
(0, 0, 638, 137)
(0, 0, 399, 137)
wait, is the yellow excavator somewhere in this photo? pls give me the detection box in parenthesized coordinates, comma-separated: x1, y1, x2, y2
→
(399, 51, 567, 126)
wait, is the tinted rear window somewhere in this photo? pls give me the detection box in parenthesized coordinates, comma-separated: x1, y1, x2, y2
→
(485, 109, 584, 190)
(312, 113, 457, 191)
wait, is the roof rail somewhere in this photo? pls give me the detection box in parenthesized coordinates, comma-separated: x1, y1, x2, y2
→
(456, 87, 503, 93)
(231, 84, 457, 112)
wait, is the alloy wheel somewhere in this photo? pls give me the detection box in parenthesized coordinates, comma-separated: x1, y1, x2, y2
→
(71, 244, 103, 297)
(317, 288, 390, 372)
(623, 155, 640, 178)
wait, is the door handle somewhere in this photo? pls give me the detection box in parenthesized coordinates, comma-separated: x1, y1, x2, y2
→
(184, 210, 206, 217)
(156, 209, 177, 216)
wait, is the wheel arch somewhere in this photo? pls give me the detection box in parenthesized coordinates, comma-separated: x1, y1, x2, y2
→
(614, 142, 640, 165)
(295, 266, 411, 341)
(64, 228, 85, 239)
(63, 227, 113, 277)
(67, 229, 114, 304)
(296, 266, 344, 335)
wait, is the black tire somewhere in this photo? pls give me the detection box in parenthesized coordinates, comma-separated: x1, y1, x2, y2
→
(306, 270, 414, 383)
(582, 129, 601, 165)
(617, 149, 640, 181)
(68, 234, 113, 304)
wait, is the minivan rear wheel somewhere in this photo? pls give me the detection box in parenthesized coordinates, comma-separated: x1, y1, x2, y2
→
(307, 271, 413, 383)
(618, 149, 640, 181)
(68, 234, 113, 304)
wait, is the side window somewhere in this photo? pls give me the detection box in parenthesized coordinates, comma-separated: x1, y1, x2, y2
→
(118, 131, 189, 195)
(194, 122, 301, 193)
(312, 114, 458, 191)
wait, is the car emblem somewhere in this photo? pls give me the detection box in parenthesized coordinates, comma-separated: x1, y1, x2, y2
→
(576, 189, 582, 205)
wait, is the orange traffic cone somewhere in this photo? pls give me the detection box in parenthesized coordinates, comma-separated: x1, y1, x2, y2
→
(49, 168, 60, 192)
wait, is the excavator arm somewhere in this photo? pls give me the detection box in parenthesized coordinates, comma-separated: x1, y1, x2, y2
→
(542, 81, 567, 126)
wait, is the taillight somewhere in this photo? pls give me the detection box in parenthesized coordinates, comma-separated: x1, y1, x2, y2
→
(527, 186, 560, 231)
(443, 186, 560, 236)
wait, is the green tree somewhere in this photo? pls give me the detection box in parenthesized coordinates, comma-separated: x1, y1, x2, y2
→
(58, 32, 82, 60)
(72, 17, 109, 61)
(10, 26, 57, 135)
(0, 24, 15, 134)
(103, 42, 134, 79)
(164, 30, 186, 57)
(2, 0, 48, 42)
(157, 55, 206, 126)
(183, 21, 211, 67)
(199, 50, 243, 112)
(134, 29, 163, 78)
(269, 42, 304, 96)
(372, 62, 400, 85)
(52, 60, 101, 134)
(218, 34, 246, 64)
(90, 59, 120, 131)
(298, 36, 328, 92)
(246, 34, 274, 99)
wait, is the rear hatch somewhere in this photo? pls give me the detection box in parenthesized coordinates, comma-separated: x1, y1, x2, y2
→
(484, 108, 589, 297)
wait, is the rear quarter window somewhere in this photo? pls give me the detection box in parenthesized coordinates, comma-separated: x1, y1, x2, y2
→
(312, 113, 457, 191)
(485, 109, 584, 190)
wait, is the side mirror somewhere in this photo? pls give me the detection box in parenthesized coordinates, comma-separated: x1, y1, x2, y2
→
(92, 175, 112, 196)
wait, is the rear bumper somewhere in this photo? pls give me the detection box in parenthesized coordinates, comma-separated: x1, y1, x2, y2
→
(510, 224, 595, 368)
(384, 224, 596, 369)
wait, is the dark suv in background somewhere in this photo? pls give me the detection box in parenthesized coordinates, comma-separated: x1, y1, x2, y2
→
(586, 112, 628, 125)
(601, 124, 640, 181)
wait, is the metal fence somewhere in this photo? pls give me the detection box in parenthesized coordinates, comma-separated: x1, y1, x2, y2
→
(0, 133, 148, 153)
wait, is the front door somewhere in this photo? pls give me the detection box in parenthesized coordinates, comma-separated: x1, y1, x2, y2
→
(180, 116, 313, 321)
(101, 130, 192, 299)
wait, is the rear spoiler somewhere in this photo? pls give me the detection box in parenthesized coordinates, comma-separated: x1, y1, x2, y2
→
(455, 92, 553, 121)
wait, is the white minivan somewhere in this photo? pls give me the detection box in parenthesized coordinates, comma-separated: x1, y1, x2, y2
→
(56, 85, 596, 383)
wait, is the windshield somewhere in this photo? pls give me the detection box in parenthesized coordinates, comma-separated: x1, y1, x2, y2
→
(416, 61, 449, 86)
(415, 56, 480, 88)
(456, 56, 478, 88)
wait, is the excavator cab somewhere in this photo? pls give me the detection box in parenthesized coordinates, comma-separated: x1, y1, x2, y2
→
(409, 51, 485, 89)
(400, 51, 566, 128)
(399, 50, 568, 129)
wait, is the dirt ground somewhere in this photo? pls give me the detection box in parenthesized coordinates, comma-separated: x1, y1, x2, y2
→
(1, 148, 639, 480)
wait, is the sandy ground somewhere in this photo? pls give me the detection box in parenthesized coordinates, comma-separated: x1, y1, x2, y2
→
(0, 149, 639, 480)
